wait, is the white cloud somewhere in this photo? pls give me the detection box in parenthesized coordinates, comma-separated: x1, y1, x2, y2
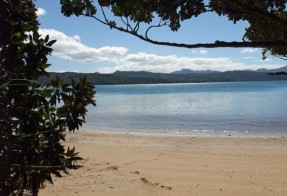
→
(242, 57, 256, 59)
(199, 49, 208, 54)
(39, 29, 283, 73)
(96, 52, 263, 73)
(36, 8, 46, 16)
(191, 49, 208, 55)
(39, 29, 128, 63)
(240, 48, 258, 54)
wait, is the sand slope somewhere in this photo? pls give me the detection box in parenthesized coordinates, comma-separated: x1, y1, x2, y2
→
(40, 132, 287, 196)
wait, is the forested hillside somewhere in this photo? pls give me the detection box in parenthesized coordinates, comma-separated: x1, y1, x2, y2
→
(38, 70, 287, 85)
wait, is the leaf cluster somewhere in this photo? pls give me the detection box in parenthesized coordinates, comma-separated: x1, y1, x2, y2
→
(0, 1, 96, 195)
(60, 0, 287, 60)
(210, 0, 287, 59)
(61, 0, 97, 17)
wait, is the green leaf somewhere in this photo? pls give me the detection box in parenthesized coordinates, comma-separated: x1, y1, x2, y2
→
(10, 32, 22, 42)
(45, 34, 49, 42)
(47, 39, 57, 46)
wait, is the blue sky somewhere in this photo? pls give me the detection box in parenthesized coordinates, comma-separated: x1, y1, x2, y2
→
(35, 1, 286, 73)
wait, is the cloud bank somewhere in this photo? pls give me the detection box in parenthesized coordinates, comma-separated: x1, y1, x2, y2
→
(39, 29, 128, 63)
(40, 28, 283, 73)
(240, 48, 258, 53)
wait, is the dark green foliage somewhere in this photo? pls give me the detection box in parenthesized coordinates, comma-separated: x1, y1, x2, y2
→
(210, 0, 287, 59)
(96, 0, 206, 31)
(60, 0, 287, 59)
(0, 0, 96, 195)
(61, 0, 97, 17)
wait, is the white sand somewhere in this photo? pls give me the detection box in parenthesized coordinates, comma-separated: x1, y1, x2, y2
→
(40, 131, 287, 196)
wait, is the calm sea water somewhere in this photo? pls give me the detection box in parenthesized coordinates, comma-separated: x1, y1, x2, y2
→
(83, 81, 287, 136)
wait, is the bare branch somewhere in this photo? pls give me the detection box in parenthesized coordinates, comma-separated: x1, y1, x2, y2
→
(100, 6, 109, 24)
(134, 21, 140, 32)
(120, 17, 133, 31)
(120, 17, 127, 26)
(145, 20, 169, 40)
(85, 9, 287, 50)
(274, 54, 287, 60)
(99, 18, 287, 49)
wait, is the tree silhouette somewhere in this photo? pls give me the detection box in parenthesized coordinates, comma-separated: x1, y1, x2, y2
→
(0, 1, 96, 195)
(60, 0, 287, 60)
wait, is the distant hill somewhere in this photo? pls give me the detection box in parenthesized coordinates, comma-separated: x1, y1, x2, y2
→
(38, 67, 287, 85)
(171, 69, 221, 74)
(171, 66, 287, 74)
(257, 65, 287, 73)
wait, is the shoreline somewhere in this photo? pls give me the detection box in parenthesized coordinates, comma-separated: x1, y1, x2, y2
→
(81, 128, 287, 138)
(40, 131, 287, 196)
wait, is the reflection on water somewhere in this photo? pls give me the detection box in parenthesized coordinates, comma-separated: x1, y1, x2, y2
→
(84, 81, 287, 136)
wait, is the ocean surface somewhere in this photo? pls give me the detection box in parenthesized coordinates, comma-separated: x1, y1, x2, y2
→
(83, 81, 287, 136)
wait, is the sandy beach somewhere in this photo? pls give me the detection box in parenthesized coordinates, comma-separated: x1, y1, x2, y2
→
(39, 131, 287, 196)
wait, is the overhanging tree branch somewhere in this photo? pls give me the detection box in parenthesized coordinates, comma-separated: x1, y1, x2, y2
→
(60, 0, 287, 59)
(89, 14, 287, 50)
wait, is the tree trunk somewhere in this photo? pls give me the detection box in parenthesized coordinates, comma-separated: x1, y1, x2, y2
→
(32, 175, 38, 196)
